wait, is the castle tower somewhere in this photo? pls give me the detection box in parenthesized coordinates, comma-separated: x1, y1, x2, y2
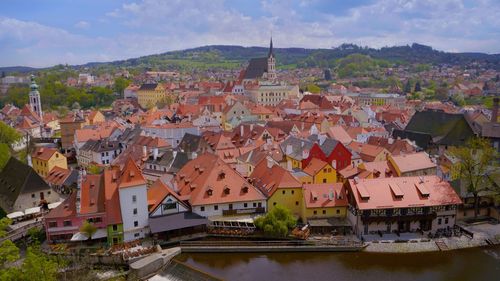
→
(29, 75, 43, 120)
(267, 37, 277, 81)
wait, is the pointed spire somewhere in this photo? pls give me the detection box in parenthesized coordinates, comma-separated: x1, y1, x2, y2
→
(268, 36, 274, 58)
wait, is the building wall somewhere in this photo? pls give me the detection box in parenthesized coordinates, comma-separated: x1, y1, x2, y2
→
(150, 195, 189, 217)
(60, 121, 84, 150)
(312, 164, 337, 184)
(142, 126, 200, 148)
(192, 200, 267, 218)
(45, 212, 107, 243)
(119, 185, 149, 242)
(301, 206, 347, 223)
(14, 187, 61, 211)
(268, 188, 303, 217)
(106, 224, 124, 246)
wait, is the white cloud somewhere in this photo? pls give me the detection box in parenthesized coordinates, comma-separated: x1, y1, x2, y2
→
(1, 0, 500, 67)
(74, 20, 90, 29)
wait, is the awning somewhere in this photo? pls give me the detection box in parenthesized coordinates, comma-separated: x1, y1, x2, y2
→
(70, 229, 108, 241)
(70, 232, 89, 241)
(150, 212, 208, 234)
(91, 228, 107, 239)
(7, 211, 24, 219)
(24, 207, 41, 215)
(48, 202, 62, 210)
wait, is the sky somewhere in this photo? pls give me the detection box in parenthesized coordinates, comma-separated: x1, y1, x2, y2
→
(1, 0, 500, 67)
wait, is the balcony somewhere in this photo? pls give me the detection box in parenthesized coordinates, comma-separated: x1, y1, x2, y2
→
(222, 207, 265, 216)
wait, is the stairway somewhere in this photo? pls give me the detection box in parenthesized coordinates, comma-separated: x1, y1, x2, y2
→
(435, 239, 449, 251)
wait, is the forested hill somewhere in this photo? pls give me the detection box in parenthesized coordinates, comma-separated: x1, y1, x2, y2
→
(2, 43, 500, 73)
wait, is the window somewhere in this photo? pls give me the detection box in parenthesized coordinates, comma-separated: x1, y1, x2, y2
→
(48, 221, 57, 228)
(134, 233, 140, 238)
(253, 202, 257, 207)
(313, 210, 317, 215)
(214, 205, 218, 211)
(291, 190, 295, 195)
(244, 203, 248, 208)
(134, 221, 138, 227)
(282, 190, 285, 195)
(336, 209, 340, 214)
(201, 206, 205, 211)
(322, 210, 326, 215)
(132, 195, 137, 203)
(323, 178, 327, 183)
(112, 225, 118, 231)
(48, 191, 51, 195)
(133, 208, 137, 215)
(31, 194, 35, 198)
(63, 220, 72, 227)
(273, 202, 277, 206)
(438, 218, 442, 225)
(295, 201, 299, 206)
(163, 203, 177, 210)
(445, 217, 449, 224)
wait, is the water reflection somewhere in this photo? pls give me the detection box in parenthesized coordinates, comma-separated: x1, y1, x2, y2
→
(169, 246, 500, 281)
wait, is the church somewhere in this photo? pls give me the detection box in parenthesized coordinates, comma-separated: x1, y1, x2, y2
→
(241, 37, 277, 83)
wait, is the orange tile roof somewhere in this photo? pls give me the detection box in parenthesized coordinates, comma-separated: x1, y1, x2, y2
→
(348, 176, 462, 210)
(303, 183, 348, 208)
(175, 153, 266, 206)
(32, 147, 58, 161)
(251, 159, 302, 196)
(390, 152, 436, 173)
(103, 167, 122, 225)
(303, 158, 329, 176)
(118, 157, 147, 189)
(80, 174, 105, 215)
(147, 179, 185, 212)
(45, 166, 71, 186)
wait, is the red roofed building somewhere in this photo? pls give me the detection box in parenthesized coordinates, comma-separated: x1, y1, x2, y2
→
(173, 153, 267, 218)
(346, 176, 462, 238)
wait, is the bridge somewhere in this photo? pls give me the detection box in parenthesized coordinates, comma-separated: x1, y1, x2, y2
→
(0, 220, 44, 243)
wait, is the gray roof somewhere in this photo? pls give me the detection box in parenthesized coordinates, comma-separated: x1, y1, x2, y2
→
(149, 212, 208, 233)
(80, 139, 121, 153)
(244, 57, 268, 79)
(320, 138, 339, 156)
(146, 151, 189, 173)
(178, 133, 204, 154)
(0, 157, 51, 212)
(280, 136, 314, 160)
(138, 83, 158, 91)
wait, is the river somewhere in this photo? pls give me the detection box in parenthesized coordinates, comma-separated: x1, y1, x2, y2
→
(153, 246, 500, 281)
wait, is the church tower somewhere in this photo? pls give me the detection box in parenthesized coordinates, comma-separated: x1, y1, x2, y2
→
(267, 37, 277, 81)
(29, 75, 43, 120)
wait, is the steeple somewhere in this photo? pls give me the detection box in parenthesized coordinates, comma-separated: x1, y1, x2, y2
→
(268, 36, 274, 58)
(267, 36, 276, 81)
(29, 74, 43, 120)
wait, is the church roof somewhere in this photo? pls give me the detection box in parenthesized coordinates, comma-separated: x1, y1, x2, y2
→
(244, 57, 268, 80)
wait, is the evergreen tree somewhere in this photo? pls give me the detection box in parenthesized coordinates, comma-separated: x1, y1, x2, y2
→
(414, 81, 422, 92)
(404, 80, 412, 93)
(324, 69, 332, 81)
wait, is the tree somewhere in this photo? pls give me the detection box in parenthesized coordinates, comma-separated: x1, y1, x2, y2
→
(79, 220, 97, 240)
(114, 77, 131, 97)
(404, 80, 412, 93)
(0, 121, 21, 145)
(20, 245, 63, 281)
(414, 81, 422, 92)
(451, 92, 465, 106)
(435, 87, 448, 101)
(324, 69, 332, 81)
(254, 205, 296, 237)
(0, 144, 11, 171)
(306, 84, 321, 94)
(450, 138, 499, 218)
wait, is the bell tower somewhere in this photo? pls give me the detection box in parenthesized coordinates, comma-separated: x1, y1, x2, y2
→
(267, 37, 276, 81)
(29, 75, 43, 120)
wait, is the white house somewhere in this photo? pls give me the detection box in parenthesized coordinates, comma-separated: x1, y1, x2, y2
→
(142, 122, 200, 148)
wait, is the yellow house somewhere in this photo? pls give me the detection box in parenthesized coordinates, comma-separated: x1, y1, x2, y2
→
(303, 158, 337, 183)
(31, 147, 68, 178)
(137, 83, 167, 109)
(87, 110, 105, 125)
(301, 183, 348, 224)
(251, 159, 304, 217)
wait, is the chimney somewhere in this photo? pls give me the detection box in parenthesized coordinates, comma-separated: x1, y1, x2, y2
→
(153, 147, 159, 160)
(27, 154, 32, 167)
(492, 97, 499, 123)
(240, 125, 244, 136)
(328, 189, 334, 201)
(331, 160, 337, 169)
(286, 144, 293, 155)
(142, 145, 147, 158)
(388, 137, 394, 144)
(302, 149, 309, 159)
(266, 156, 274, 169)
(250, 124, 254, 131)
(287, 159, 292, 171)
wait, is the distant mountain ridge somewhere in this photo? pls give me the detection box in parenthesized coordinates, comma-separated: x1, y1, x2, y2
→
(2, 43, 500, 73)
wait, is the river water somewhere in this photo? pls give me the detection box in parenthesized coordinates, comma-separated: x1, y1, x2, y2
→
(154, 246, 500, 281)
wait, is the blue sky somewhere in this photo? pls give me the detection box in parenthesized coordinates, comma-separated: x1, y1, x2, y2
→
(1, 0, 499, 67)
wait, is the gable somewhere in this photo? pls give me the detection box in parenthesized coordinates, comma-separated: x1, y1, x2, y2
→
(150, 194, 189, 217)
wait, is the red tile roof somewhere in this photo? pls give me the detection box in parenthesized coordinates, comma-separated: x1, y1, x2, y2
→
(303, 183, 348, 208)
(348, 176, 462, 210)
(118, 158, 147, 189)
